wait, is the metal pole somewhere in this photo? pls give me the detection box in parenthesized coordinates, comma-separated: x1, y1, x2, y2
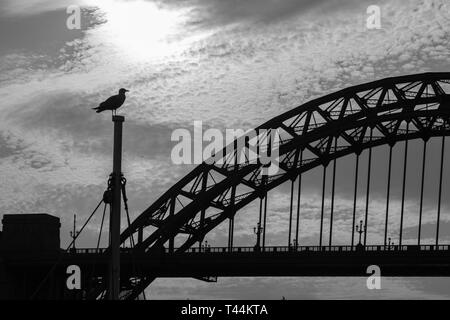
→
(329, 138, 337, 247)
(228, 184, 236, 251)
(399, 122, 409, 246)
(262, 183, 268, 249)
(319, 164, 327, 247)
(436, 134, 445, 246)
(364, 128, 373, 246)
(418, 140, 427, 246)
(72, 214, 77, 250)
(228, 187, 236, 251)
(384, 146, 393, 246)
(109, 115, 124, 300)
(288, 179, 295, 247)
(257, 197, 263, 249)
(351, 154, 359, 248)
(228, 217, 234, 249)
(295, 150, 303, 245)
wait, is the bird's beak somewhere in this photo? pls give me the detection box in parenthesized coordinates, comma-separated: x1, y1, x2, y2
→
(125, 89, 130, 92)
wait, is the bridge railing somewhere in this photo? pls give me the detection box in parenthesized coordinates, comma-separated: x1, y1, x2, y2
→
(172, 244, 450, 254)
(71, 244, 450, 255)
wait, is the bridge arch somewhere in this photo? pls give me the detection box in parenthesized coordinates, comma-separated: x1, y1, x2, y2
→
(117, 72, 450, 299)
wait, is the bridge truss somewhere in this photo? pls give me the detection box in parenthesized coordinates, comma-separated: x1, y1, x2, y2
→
(91, 72, 450, 299)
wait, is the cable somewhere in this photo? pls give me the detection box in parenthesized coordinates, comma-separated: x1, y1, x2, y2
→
(121, 176, 135, 247)
(97, 203, 107, 250)
(89, 202, 108, 293)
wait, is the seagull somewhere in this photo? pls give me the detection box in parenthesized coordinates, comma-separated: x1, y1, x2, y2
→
(93, 88, 129, 116)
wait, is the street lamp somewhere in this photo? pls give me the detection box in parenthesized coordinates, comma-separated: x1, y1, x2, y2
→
(253, 222, 263, 250)
(355, 220, 366, 245)
(70, 214, 80, 250)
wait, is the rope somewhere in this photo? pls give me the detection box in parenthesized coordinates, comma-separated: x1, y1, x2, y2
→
(88, 202, 108, 292)
(97, 203, 107, 249)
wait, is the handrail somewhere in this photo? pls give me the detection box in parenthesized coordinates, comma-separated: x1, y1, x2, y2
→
(71, 244, 450, 255)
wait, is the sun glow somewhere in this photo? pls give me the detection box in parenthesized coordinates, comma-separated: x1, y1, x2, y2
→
(93, 0, 189, 61)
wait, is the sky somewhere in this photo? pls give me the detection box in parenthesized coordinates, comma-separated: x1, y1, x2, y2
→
(1, 0, 450, 299)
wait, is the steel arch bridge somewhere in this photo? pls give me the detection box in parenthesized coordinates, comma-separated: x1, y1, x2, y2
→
(92, 72, 450, 299)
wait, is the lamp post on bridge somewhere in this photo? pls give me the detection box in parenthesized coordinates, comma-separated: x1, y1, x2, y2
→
(292, 238, 298, 251)
(253, 222, 263, 251)
(356, 220, 366, 247)
(70, 214, 79, 252)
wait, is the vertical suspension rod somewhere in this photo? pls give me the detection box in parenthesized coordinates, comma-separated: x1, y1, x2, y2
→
(228, 217, 234, 250)
(384, 145, 393, 246)
(288, 178, 295, 247)
(436, 134, 445, 246)
(351, 153, 360, 248)
(399, 122, 409, 246)
(329, 137, 337, 247)
(257, 196, 263, 249)
(364, 127, 373, 246)
(262, 176, 268, 249)
(319, 164, 327, 247)
(418, 140, 427, 246)
(295, 150, 303, 246)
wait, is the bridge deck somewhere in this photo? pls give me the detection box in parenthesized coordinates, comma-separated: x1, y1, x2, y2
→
(3, 245, 450, 278)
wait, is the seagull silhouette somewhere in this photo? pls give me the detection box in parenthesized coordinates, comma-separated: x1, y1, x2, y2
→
(93, 88, 129, 116)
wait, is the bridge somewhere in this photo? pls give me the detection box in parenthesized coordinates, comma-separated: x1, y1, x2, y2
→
(2, 72, 450, 300)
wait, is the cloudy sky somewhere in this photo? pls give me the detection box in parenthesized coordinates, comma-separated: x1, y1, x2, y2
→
(1, 0, 450, 299)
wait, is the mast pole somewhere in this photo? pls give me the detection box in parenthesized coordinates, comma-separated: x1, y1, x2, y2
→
(108, 115, 124, 300)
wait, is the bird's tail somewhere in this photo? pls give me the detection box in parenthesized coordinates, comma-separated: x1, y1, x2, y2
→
(92, 107, 103, 113)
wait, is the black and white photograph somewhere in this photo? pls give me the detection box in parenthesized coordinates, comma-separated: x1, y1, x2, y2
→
(1, 0, 450, 310)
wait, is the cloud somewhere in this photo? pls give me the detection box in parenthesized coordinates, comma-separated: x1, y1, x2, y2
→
(0, 0, 84, 17)
(154, 0, 366, 30)
(0, 131, 26, 158)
